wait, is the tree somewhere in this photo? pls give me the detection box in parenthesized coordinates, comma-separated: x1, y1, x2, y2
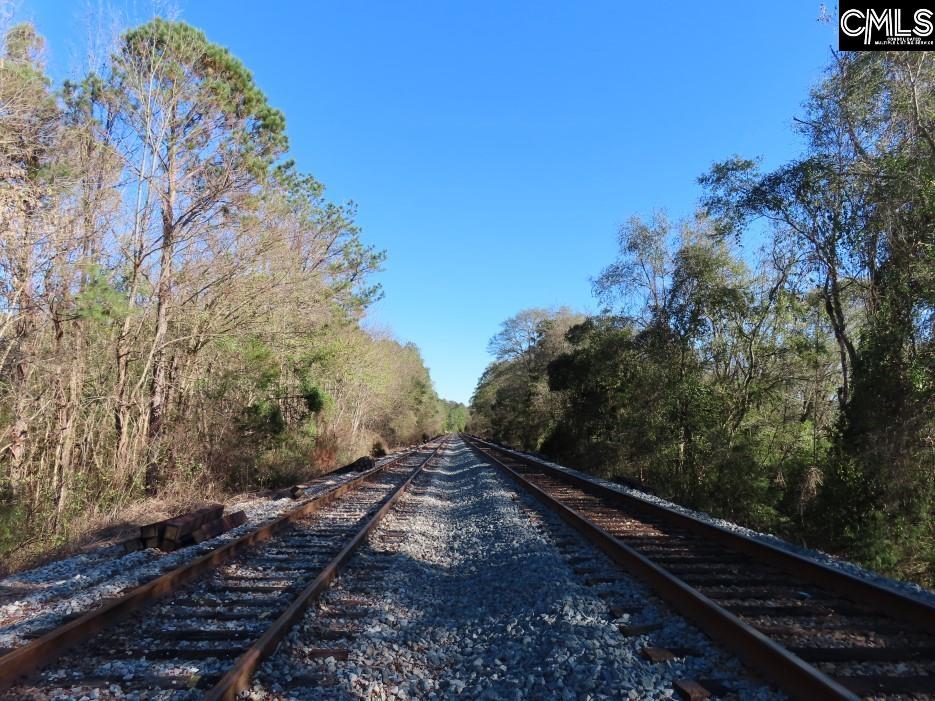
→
(473, 51, 934, 585)
(471, 308, 583, 450)
(0, 23, 75, 513)
(103, 19, 287, 488)
(0, 16, 444, 575)
(443, 402, 469, 432)
(701, 52, 935, 572)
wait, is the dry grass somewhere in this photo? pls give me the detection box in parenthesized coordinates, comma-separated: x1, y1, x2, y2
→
(0, 445, 383, 580)
(0, 487, 228, 579)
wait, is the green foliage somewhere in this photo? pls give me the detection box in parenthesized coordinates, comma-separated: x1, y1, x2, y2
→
(443, 403, 469, 432)
(0, 502, 24, 559)
(0, 16, 452, 574)
(253, 433, 316, 488)
(303, 387, 327, 414)
(74, 265, 130, 324)
(469, 308, 584, 450)
(119, 18, 287, 167)
(272, 162, 386, 311)
(470, 51, 935, 587)
(243, 400, 285, 436)
(475, 111, 934, 585)
(240, 336, 280, 392)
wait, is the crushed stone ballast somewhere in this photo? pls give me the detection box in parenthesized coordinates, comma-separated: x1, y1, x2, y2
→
(246, 435, 783, 701)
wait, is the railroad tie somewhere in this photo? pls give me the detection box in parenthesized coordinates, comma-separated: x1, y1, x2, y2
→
(618, 622, 662, 636)
(305, 647, 350, 660)
(673, 678, 734, 701)
(672, 679, 711, 701)
(788, 645, 935, 662)
(832, 674, 935, 696)
(641, 646, 700, 663)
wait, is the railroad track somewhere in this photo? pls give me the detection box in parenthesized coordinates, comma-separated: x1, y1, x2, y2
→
(0, 438, 447, 700)
(463, 434, 935, 701)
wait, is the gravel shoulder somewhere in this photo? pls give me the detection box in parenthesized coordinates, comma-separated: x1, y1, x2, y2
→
(248, 437, 783, 700)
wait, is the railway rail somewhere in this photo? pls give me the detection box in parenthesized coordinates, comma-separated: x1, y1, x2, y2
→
(0, 438, 447, 700)
(463, 434, 935, 701)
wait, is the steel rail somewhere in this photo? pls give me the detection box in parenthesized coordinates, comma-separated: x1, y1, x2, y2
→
(203, 436, 448, 700)
(0, 442, 436, 692)
(463, 434, 861, 701)
(467, 435, 935, 630)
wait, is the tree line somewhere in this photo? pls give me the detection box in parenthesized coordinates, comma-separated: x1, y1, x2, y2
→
(0, 17, 462, 571)
(470, 51, 934, 585)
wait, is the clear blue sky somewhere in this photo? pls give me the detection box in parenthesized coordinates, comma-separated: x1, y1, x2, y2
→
(19, 1, 838, 403)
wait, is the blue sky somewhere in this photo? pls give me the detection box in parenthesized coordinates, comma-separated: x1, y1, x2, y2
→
(19, 1, 838, 403)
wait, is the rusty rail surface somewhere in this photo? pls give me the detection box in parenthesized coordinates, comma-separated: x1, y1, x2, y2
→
(462, 434, 935, 701)
(203, 437, 446, 700)
(0, 439, 443, 693)
(465, 435, 934, 628)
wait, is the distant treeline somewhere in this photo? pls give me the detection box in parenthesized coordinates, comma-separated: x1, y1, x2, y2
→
(470, 51, 934, 586)
(0, 17, 464, 570)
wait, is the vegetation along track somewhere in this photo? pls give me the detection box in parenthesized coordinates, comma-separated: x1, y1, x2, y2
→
(463, 434, 935, 701)
(0, 439, 448, 700)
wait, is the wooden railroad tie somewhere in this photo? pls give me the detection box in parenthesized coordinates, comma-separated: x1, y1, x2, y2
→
(618, 622, 662, 636)
(121, 504, 247, 552)
(673, 679, 711, 701)
(192, 510, 247, 544)
(641, 646, 700, 663)
(673, 679, 732, 701)
(833, 674, 935, 696)
(163, 505, 225, 542)
(305, 648, 350, 660)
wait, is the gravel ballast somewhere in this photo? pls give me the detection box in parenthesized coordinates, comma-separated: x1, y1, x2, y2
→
(0, 452, 408, 650)
(248, 437, 783, 700)
(482, 439, 935, 607)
